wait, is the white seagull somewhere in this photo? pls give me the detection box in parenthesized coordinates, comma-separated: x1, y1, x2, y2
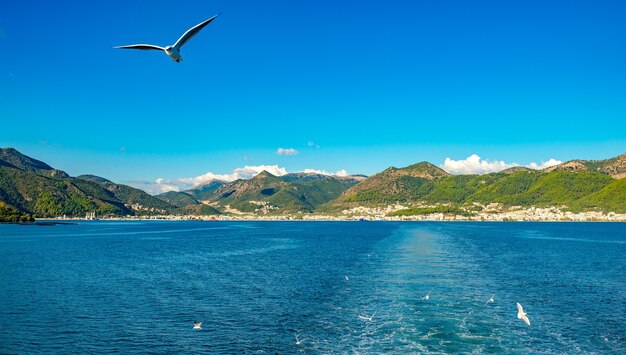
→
(115, 14, 220, 62)
(345, 275, 349, 281)
(516, 302, 530, 326)
(193, 320, 202, 329)
(294, 333, 305, 345)
(422, 291, 431, 301)
(358, 310, 377, 322)
(486, 294, 495, 305)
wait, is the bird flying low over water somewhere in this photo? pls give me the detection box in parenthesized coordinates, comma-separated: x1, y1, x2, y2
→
(486, 294, 495, 305)
(115, 14, 220, 62)
(422, 291, 431, 301)
(193, 320, 202, 329)
(516, 302, 530, 326)
(358, 310, 377, 322)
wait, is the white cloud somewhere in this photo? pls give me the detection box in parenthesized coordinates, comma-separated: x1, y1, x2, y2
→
(527, 159, 562, 170)
(154, 178, 180, 193)
(277, 148, 298, 155)
(302, 169, 350, 177)
(179, 165, 289, 187)
(134, 164, 353, 195)
(442, 154, 514, 175)
(129, 178, 181, 195)
(441, 154, 563, 175)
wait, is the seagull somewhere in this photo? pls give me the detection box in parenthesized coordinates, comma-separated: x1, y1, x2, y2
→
(345, 275, 349, 281)
(115, 14, 220, 62)
(486, 294, 495, 305)
(295, 333, 305, 345)
(422, 291, 431, 301)
(516, 302, 530, 326)
(358, 310, 377, 322)
(193, 320, 202, 329)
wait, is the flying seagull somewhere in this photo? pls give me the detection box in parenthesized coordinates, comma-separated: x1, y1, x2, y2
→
(193, 320, 202, 329)
(516, 302, 530, 326)
(486, 294, 495, 305)
(345, 275, 349, 281)
(294, 333, 305, 345)
(358, 310, 377, 322)
(115, 14, 220, 62)
(422, 291, 431, 301)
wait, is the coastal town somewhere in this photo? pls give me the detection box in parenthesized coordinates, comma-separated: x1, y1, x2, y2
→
(64, 202, 626, 222)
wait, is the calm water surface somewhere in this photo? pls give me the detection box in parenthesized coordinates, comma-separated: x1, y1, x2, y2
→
(0, 221, 624, 353)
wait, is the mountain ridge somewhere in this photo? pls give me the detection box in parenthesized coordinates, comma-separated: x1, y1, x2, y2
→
(1, 147, 625, 218)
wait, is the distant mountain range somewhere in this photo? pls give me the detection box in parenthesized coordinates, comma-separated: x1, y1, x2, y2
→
(1, 147, 625, 219)
(330, 154, 626, 214)
(0, 148, 177, 218)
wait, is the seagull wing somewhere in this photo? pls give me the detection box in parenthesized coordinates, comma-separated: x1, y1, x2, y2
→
(516, 302, 525, 316)
(173, 14, 220, 50)
(115, 44, 165, 51)
(521, 314, 531, 326)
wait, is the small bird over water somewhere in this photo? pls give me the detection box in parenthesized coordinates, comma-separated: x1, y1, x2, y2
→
(115, 14, 220, 62)
(294, 333, 305, 345)
(516, 302, 530, 326)
(486, 294, 495, 305)
(193, 321, 202, 329)
(422, 291, 431, 301)
(358, 310, 377, 322)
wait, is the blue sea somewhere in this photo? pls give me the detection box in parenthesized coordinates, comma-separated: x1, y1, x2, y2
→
(0, 221, 624, 353)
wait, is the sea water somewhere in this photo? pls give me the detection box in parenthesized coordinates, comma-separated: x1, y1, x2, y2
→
(0, 221, 624, 353)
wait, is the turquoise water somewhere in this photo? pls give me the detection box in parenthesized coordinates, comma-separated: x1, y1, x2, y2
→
(0, 221, 624, 353)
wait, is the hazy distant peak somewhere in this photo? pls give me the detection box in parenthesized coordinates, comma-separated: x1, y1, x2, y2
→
(0, 147, 54, 173)
(77, 174, 113, 183)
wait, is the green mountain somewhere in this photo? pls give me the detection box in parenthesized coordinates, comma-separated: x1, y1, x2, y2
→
(333, 156, 626, 214)
(0, 166, 132, 218)
(75, 175, 175, 214)
(545, 153, 626, 179)
(0, 148, 177, 218)
(206, 171, 362, 214)
(175, 204, 221, 216)
(337, 162, 450, 203)
(183, 180, 225, 201)
(466, 170, 613, 206)
(2, 148, 625, 218)
(572, 178, 626, 213)
(155, 191, 200, 207)
(0, 201, 35, 222)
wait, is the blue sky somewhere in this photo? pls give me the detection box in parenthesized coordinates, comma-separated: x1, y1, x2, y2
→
(1, 0, 625, 193)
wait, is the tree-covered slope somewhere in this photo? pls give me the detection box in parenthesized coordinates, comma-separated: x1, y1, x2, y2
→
(0, 201, 35, 222)
(572, 178, 626, 213)
(156, 191, 200, 207)
(0, 166, 131, 217)
(467, 171, 613, 206)
(206, 171, 359, 213)
(338, 162, 449, 203)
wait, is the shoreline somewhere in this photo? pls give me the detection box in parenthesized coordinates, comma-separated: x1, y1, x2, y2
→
(36, 215, 626, 223)
(31, 205, 626, 223)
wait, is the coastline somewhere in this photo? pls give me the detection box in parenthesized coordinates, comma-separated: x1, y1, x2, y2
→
(37, 207, 626, 223)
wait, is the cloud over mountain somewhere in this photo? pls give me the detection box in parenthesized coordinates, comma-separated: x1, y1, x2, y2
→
(140, 165, 351, 194)
(441, 154, 563, 175)
(302, 168, 349, 176)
